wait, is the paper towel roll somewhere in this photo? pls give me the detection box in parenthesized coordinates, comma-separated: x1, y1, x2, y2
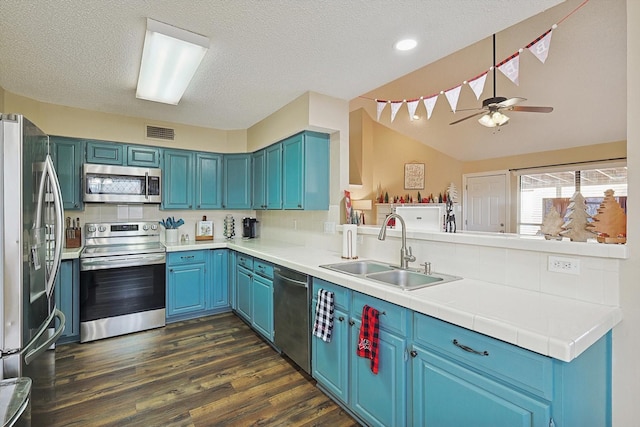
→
(342, 224, 358, 259)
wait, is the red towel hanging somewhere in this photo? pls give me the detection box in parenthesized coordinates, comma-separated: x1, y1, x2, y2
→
(357, 304, 380, 374)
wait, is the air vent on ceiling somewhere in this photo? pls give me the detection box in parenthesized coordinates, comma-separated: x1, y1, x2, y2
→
(146, 124, 175, 141)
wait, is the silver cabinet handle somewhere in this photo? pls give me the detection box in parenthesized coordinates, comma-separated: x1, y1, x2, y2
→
(452, 339, 489, 356)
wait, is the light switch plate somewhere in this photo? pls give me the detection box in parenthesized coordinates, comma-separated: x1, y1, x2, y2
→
(548, 255, 580, 275)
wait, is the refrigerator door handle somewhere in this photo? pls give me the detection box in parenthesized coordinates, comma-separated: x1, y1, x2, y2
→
(23, 308, 66, 365)
(44, 154, 65, 299)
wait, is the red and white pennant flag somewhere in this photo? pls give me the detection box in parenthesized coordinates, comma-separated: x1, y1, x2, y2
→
(528, 30, 553, 64)
(498, 53, 520, 86)
(468, 72, 487, 100)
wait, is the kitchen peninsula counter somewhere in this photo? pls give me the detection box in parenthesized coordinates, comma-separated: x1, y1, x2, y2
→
(164, 238, 622, 363)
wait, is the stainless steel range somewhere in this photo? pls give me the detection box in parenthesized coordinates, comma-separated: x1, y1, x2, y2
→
(80, 221, 166, 342)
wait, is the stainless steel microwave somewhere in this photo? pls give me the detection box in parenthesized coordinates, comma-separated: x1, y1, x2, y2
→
(83, 164, 162, 204)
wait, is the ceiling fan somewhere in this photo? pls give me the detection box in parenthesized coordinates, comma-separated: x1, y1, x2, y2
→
(449, 34, 553, 128)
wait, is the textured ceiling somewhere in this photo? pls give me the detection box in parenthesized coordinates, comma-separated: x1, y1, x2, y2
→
(0, 1, 624, 162)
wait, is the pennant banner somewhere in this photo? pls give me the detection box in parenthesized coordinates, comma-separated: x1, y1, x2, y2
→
(390, 101, 403, 122)
(528, 30, 553, 64)
(376, 101, 387, 121)
(444, 85, 462, 113)
(468, 72, 487, 100)
(407, 100, 419, 120)
(423, 95, 438, 119)
(498, 53, 520, 86)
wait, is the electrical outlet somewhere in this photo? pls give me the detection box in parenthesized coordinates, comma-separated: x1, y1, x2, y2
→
(323, 221, 336, 234)
(548, 256, 580, 275)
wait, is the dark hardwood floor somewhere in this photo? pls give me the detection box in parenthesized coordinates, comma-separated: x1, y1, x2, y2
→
(33, 313, 359, 427)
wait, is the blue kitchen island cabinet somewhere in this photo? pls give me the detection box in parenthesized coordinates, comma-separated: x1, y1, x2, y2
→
(50, 136, 84, 211)
(223, 154, 252, 209)
(166, 251, 207, 319)
(282, 131, 329, 210)
(55, 259, 80, 344)
(311, 279, 408, 427)
(312, 279, 351, 404)
(311, 279, 612, 427)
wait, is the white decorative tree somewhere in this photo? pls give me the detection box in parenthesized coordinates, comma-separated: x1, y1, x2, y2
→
(539, 209, 564, 240)
(447, 182, 458, 202)
(560, 192, 595, 242)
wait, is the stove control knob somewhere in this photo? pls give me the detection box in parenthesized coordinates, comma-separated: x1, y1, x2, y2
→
(151, 224, 158, 230)
(143, 224, 149, 231)
(98, 226, 106, 232)
(88, 226, 96, 232)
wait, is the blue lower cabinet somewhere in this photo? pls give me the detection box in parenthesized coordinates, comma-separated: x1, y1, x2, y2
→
(251, 274, 273, 340)
(55, 259, 80, 343)
(167, 262, 207, 316)
(236, 265, 252, 322)
(166, 250, 230, 322)
(312, 306, 350, 403)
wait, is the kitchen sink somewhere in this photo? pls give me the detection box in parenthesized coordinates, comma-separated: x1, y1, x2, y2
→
(320, 260, 461, 291)
(323, 260, 394, 275)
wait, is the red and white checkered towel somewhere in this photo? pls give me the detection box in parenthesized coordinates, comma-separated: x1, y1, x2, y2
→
(313, 289, 335, 342)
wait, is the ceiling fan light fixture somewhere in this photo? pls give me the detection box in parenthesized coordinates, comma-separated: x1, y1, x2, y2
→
(478, 111, 509, 128)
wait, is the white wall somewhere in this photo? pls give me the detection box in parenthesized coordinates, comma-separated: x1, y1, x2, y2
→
(613, 2, 639, 425)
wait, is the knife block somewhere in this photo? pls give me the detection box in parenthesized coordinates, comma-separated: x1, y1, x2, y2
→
(65, 228, 81, 248)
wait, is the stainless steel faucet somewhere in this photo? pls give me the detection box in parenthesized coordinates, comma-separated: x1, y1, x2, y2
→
(378, 213, 416, 269)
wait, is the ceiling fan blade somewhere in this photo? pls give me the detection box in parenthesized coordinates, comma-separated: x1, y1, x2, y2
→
(497, 97, 526, 108)
(449, 111, 486, 125)
(510, 106, 554, 113)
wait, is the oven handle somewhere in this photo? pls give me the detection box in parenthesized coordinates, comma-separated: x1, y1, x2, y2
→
(80, 253, 166, 271)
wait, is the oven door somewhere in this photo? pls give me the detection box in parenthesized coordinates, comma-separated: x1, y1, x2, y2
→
(79, 253, 166, 342)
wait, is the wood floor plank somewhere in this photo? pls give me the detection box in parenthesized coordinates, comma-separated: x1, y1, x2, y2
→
(34, 312, 360, 426)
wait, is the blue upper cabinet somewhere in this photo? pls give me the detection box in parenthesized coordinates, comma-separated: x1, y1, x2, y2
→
(127, 145, 161, 167)
(252, 143, 283, 210)
(265, 143, 283, 209)
(195, 153, 223, 209)
(86, 140, 124, 165)
(252, 149, 266, 210)
(282, 131, 329, 210)
(223, 153, 252, 209)
(163, 149, 193, 209)
(50, 136, 84, 210)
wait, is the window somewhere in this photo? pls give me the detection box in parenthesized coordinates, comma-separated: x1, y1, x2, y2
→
(517, 164, 627, 235)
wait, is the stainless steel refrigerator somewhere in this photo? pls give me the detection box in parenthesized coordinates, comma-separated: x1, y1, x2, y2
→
(1, 114, 66, 424)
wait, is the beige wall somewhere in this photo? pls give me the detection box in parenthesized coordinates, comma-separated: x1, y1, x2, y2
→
(0, 87, 4, 110)
(357, 110, 463, 202)
(462, 140, 626, 174)
(3, 91, 246, 153)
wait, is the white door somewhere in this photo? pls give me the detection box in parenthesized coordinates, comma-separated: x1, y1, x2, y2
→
(464, 173, 508, 232)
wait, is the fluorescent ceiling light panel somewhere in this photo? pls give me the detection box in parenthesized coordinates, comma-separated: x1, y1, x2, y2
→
(136, 18, 209, 105)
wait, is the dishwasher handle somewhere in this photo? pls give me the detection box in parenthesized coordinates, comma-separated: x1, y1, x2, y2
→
(274, 267, 308, 288)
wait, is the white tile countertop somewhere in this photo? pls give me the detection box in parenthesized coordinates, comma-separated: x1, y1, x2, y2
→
(164, 238, 622, 363)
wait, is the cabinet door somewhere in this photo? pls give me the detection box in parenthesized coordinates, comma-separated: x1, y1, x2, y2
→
(50, 137, 83, 210)
(265, 143, 283, 209)
(412, 346, 551, 427)
(127, 145, 161, 167)
(251, 274, 273, 341)
(252, 149, 266, 210)
(350, 319, 407, 427)
(195, 152, 223, 209)
(86, 141, 124, 165)
(163, 149, 193, 209)
(236, 266, 252, 322)
(167, 263, 206, 316)
(55, 259, 80, 343)
(209, 249, 229, 309)
(282, 134, 304, 209)
(312, 306, 350, 404)
(223, 154, 252, 209)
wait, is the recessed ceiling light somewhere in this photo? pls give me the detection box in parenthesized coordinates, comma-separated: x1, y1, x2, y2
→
(395, 38, 417, 51)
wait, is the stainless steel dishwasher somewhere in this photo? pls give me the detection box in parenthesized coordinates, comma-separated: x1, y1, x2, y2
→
(273, 266, 311, 374)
